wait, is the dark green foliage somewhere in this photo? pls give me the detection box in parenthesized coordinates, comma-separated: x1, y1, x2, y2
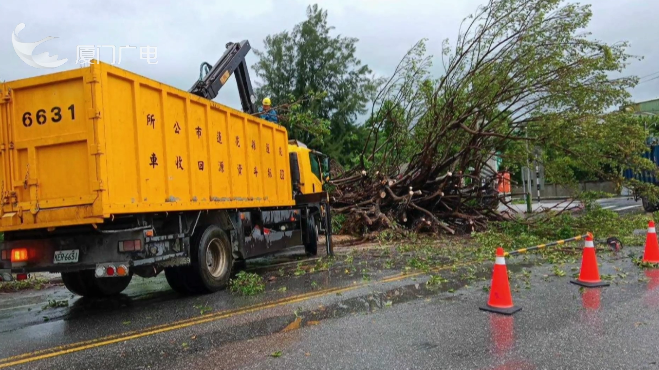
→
(252, 4, 379, 164)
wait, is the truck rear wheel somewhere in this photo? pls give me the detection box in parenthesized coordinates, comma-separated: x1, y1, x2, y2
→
(95, 274, 132, 296)
(304, 214, 318, 256)
(61, 270, 132, 297)
(61, 270, 96, 296)
(164, 266, 194, 295)
(185, 225, 233, 294)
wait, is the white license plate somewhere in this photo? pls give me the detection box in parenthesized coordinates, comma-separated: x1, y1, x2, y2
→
(53, 250, 79, 264)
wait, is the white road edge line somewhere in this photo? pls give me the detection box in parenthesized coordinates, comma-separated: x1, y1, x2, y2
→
(600, 205, 616, 210)
(614, 205, 641, 211)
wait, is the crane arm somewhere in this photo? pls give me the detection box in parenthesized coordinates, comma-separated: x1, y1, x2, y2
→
(188, 40, 258, 114)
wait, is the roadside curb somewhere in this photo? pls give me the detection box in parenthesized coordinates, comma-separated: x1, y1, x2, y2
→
(511, 195, 634, 202)
(48, 277, 63, 285)
(31, 273, 62, 285)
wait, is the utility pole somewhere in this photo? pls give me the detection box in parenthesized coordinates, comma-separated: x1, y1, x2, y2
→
(525, 128, 532, 213)
(535, 163, 541, 202)
(534, 148, 542, 202)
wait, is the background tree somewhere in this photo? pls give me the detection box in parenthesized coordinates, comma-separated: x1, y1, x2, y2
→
(252, 4, 379, 164)
(502, 113, 656, 194)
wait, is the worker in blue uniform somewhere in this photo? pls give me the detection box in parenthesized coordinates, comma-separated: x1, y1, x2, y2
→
(260, 97, 278, 123)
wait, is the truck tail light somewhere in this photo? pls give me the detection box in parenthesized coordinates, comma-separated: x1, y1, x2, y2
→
(116, 265, 128, 277)
(95, 263, 127, 277)
(119, 240, 142, 252)
(11, 248, 29, 262)
(16, 273, 28, 281)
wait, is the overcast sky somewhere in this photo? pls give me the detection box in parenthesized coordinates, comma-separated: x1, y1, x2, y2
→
(1, 0, 656, 116)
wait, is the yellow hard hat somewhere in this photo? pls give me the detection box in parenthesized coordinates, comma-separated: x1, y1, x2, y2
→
(262, 97, 271, 106)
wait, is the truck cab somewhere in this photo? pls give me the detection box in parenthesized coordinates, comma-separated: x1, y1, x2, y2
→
(287, 140, 330, 196)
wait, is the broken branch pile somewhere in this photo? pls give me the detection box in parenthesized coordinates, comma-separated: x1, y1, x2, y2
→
(331, 169, 502, 235)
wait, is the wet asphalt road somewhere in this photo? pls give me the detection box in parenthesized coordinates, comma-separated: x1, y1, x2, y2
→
(596, 197, 644, 214)
(1, 244, 659, 369)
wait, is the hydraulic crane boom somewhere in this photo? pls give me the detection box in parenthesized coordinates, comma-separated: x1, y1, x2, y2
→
(188, 40, 258, 114)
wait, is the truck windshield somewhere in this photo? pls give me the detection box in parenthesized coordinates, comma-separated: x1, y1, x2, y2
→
(309, 153, 322, 181)
(321, 156, 330, 180)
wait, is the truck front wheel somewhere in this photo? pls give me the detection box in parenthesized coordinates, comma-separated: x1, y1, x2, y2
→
(61, 270, 132, 297)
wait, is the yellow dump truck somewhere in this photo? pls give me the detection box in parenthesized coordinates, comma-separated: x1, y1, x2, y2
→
(0, 44, 332, 296)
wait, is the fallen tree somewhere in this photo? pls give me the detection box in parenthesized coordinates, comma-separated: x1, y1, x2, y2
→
(329, 0, 643, 235)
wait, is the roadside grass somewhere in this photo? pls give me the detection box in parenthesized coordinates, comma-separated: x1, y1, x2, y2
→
(330, 206, 650, 285)
(229, 271, 265, 296)
(474, 206, 650, 251)
(0, 278, 49, 293)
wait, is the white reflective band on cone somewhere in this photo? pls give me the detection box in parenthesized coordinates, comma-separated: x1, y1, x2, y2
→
(650, 227, 656, 233)
(495, 256, 506, 265)
(585, 240, 594, 248)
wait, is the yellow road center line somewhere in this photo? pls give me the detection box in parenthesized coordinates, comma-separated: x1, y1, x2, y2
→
(0, 283, 344, 363)
(1, 267, 454, 369)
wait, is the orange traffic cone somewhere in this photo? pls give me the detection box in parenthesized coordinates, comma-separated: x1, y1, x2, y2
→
(570, 233, 609, 288)
(480, 247, 521, 315)
(643, 221, 659, 264)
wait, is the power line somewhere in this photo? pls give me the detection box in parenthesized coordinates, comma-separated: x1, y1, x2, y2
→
(639, 71, 659, 80)
(637, 75, 659, 85)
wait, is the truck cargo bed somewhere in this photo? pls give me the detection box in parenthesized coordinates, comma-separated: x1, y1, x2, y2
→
(0, 62, 293, 231)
